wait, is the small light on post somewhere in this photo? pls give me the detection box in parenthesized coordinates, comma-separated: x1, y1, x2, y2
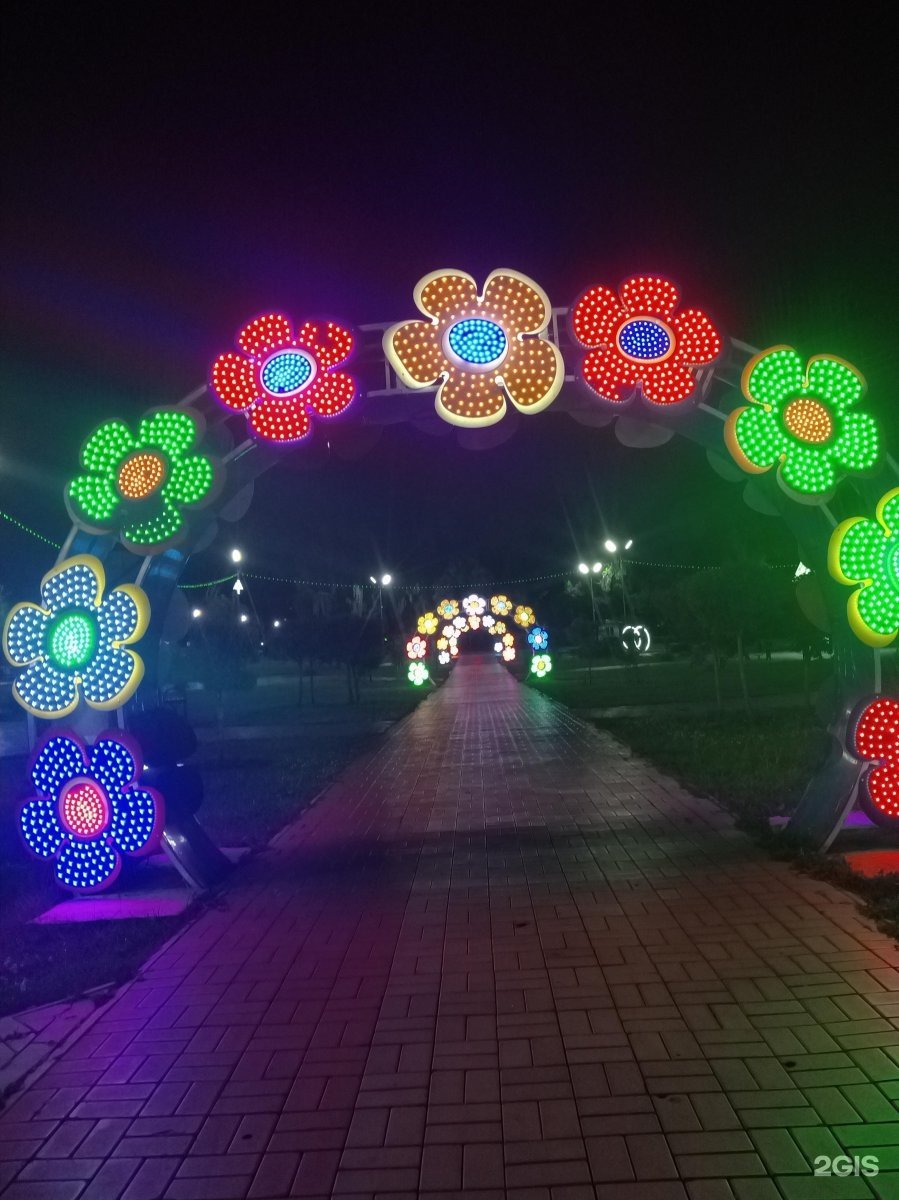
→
(604, 539, 617, 554)
(381, 574, 392, 586)
(625, 539, 634, 550)
(239, 613, 249, 624)
(273, 619, 282, 628)
(578, 563, 589, 575)
(191, 608, 203, 619)
(230, 548, 243, 564)
(591, 562, 602, 574)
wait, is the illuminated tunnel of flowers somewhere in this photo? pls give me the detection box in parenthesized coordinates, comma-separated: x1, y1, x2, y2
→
(3, 269, 897, 893)
(406, 595, 549, 684)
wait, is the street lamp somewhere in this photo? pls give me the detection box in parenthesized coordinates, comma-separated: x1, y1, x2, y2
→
(370, 572, 393, 632)
(230, 548, 243, 564)
(239, 613, 249, 624)
(604, 537, 634, 623)
(191, 607, 203, 619)
(273, 619, 282, 628)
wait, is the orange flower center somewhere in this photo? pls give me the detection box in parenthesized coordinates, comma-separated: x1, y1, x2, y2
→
(118, 452, 166, 499)
(783, 398, 833, 445)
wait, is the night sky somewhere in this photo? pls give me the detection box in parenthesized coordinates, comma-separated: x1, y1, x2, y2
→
(1, 13, 895, 604)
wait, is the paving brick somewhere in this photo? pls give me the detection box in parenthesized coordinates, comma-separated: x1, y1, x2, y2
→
(6, 657, 899, 1199)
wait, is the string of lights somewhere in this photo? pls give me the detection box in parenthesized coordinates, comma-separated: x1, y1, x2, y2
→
(2, 508, 797, 590)
(0, 509, 63, 549)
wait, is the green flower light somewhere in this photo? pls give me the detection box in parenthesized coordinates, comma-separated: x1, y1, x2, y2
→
(65, 409, 218, 552)
(47, 612, 97, 670)
(724, 347, 879, 501)
(828, 488, 899, 648)
(408, 661, 429, 687)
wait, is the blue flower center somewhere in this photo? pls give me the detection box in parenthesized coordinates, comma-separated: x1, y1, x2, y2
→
(618, 318, 672, 361)
(447, 318, 507, 366)
(261, 350, 314, 395)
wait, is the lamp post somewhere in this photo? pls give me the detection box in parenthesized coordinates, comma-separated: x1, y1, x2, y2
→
(369, 573, 392, 635)
(577, 561, 603, 677)
(603, 538, 634, 623)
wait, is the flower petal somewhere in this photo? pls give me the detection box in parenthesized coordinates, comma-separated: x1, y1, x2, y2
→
(237, 312, 294, 358)
(67, 474, 120, 525)
(295, 321, 354, 371)
(81, 420, 134, 476)
(869, 762, 899, 812)
(4, 603, 48, 665)
(581, 346, 640, 403)
(856, 699, 899, 760)
(833, 517, 887, 583)
(669, 309, 722, 366)
(482, 271, 550, 335)
(41, 559, 101, 614)
(111, 787, 161, 855)
(571, 286, 622, 348)
(856, 580, 899, 644)
(122, 500, 183, 548)
(249, 397, 311, 443)
(779, 445, 835, 495)
(32, 733, 86, 797)
(19, 796, 65, 859)
(304, 372, 356, 418)
(80, 647, 142, 709)
(55, 839, 120, 893)
(743, 347, 804, 407)
(807, 355, 864, 409)
(89, 736, 137, 794)
(880, 489, 899, 535)
(211, 352, 262, 412)
(164, 454, 215, 506)
(726, 406, 785, 471)
(500, 338, 563, 414)
(831, 411, 880, 473)
(15, 661, 78, 717)
(435, 370, 505, 426)
(639, 361, 700, 406)
(386, 320, 447, 386)
(137, 410, 197, 460)
(416, 271, 478, 321)
(98, 585, 146, 645)
(619, 276, 680, 320)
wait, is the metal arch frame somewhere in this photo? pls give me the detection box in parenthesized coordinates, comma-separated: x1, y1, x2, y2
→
(28, 312, 897, 869)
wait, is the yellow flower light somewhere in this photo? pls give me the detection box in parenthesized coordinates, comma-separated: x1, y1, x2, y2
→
(417, 611, 439, 635)
(384, 269, 563, 428)
(491, 595, 512, 616)
(436, 637, 449, 651)
(437, 598, 459, 620)
(503, 633, 515, 647)
(514, 605, 535, 628)
(494, 621, 507, 636)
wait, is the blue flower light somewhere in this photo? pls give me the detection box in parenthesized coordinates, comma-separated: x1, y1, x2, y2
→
(527, 626, 550, 651)
(618, 318, 672, 361)
(447, 318, 507, 366)
(261, 349, 314, 395)
(20, 731, 164, 893)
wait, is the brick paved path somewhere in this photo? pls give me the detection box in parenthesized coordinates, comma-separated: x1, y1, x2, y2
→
(2, 656, 898, 1199)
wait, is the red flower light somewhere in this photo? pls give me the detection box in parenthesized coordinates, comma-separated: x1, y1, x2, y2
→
(571, 275, 721, 407)
(210, 313, 357, 443)
(851, 696, 899, 825)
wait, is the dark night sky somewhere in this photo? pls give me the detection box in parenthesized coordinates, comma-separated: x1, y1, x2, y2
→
(1, 11, 896, 601)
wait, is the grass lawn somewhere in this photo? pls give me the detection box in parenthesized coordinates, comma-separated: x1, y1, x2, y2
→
(534, 650, 835, 711)
(596, 708, 831, 822)
(0, 664, 424, 1018)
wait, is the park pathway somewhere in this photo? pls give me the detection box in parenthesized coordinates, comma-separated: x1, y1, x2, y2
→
(1, 656, 898, 1199)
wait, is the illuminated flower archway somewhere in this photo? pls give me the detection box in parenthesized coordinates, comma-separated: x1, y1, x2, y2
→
(405, 595, 550, 678)
(4, 265, 897, 894)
